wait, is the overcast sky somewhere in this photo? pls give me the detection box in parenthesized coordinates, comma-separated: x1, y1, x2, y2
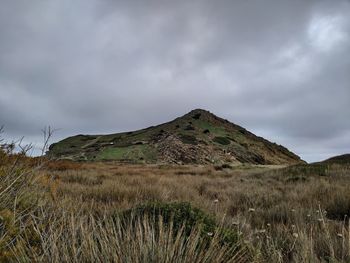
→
(1, 0, 349, 162)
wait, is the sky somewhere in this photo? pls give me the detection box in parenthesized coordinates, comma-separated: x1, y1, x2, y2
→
(0, 0, 349, 162)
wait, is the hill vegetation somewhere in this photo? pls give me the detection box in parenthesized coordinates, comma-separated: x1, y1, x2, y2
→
(2, 153, 350, 262)
(2, 122, 350, 262)
(48, 109, 303, 165)
(321, 154, 350, 165)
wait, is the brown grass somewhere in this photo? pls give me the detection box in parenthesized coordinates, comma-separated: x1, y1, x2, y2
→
(39, 162, 350, 262)
(18, 210, 251, 263)
(2, 154, 350, 262)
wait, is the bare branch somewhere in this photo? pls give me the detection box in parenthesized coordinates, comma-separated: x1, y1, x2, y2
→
(0, 125, 4, 144)
(17, 137, 33, 155)
(41, 126, 56, 156)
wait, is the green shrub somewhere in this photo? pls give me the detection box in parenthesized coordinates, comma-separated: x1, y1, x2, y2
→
(118, 202, 240, 246)
(325, 194, 350, 220)
(214, 163, 233, 170)
(179, 134, 198, 145)
(221, 163, 232, 169)
(184, 125, 195, 131)
(120, 202, 215, 235)
(192, 113, 201, 120)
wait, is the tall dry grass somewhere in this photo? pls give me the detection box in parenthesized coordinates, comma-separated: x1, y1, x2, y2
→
(0, 149, 45, 261)
(19, 210, 250, 263)
(2, 151, 350, 262)
(1, 153, 251, 262)
(43, 161, 350, 262)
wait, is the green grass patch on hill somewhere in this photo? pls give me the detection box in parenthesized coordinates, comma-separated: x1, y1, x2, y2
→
(96, 145, 157, 162)
(195, 120, 227, 136)
(213, 136, 231, 145)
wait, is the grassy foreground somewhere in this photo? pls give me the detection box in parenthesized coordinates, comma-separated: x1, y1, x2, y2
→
(1, 151, 350, 262)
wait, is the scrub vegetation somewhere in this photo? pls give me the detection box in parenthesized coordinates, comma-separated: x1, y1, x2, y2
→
(1, 144, 350, 262)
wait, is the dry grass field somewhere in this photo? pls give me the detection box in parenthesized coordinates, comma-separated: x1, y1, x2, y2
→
(2, 153, 350, 262)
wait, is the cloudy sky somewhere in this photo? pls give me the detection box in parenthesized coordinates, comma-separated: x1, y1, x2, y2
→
(0, 0, 349, 162)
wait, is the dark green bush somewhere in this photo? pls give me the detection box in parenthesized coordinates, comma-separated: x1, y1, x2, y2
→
(325, 194, 350, 221)
(179, 134, 198, 145)
(120, 202, 214, 235)
(214, 163, 232, 170)
(118, 202, 240, 246)
(192, 113, 201, 119)
(221, 163, 232, 169)
(184, 125, 195, 131)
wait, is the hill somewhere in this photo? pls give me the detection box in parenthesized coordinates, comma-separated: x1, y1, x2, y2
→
(321, 154, 350, 164)
(47, 109, 304, 165)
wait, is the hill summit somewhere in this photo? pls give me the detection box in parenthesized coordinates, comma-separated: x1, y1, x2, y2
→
(48, 109, 304, 165)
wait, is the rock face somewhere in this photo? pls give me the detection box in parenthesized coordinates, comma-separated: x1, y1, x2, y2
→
(156, 133, 215, 164)
(48, 109, 304, 165)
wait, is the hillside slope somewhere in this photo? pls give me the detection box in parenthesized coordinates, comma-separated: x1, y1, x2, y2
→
(48, 109, 304, 165)
(321, 154, 350, 164)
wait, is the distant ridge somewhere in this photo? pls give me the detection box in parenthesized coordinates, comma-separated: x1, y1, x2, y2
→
(321, 154, 350, 164)
(48, 109, 304, 165)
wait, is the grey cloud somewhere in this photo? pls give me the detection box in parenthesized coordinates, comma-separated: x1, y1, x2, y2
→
(0, 0, 349, 161)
